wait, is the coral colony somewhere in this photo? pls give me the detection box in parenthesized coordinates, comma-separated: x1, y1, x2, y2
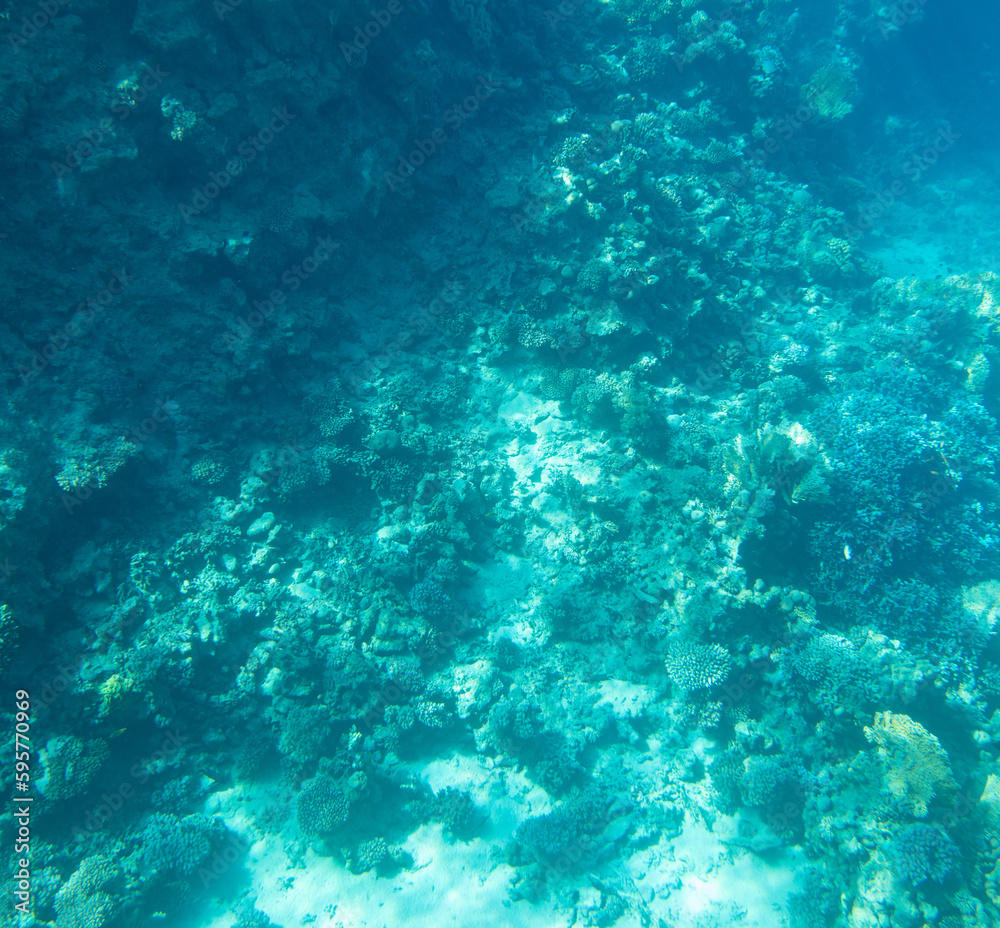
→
(1, 1, 1000, 927)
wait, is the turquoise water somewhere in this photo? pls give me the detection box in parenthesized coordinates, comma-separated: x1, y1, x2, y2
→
(2, 1, 1000, 926)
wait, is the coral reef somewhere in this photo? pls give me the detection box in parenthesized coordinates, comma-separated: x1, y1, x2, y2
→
(2, 1, 998, 926)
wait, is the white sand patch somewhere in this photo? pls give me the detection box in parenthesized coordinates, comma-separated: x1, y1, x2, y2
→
(460, 552, 547, 646)
(865, 169, 1000, 281)
(629, 813, 802, 926)
(596, 680, 658, 719)
(496, 391, 560, 428)
(204, 753, 571, 928)
(244, 826, 571, 928)
(497, 391, 604, 492)
(869, 234, 950, 280)
(418, 753, 554, 830)
(199, 749, 802, 928)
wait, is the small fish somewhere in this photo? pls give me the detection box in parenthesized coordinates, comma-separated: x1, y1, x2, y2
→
(843, 545, 852, 561)
(110, 727, 127, 738)
(532, 135, 547, 172)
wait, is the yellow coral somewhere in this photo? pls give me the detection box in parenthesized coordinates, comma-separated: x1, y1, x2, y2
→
(56, 438, 138, 492)
(804, 62, 856, 120)
(160, 96, 199, 141)
(962, 580, 1000, 637)
(966, 352, 990, 393)
(864, 711, 955, 817)
(192, 460, 228, 484)
(826, 237, 853, 272)
(878, 271, 1000, 328)
(99, 672, 138, 718)
(979, 774, 1000, 832)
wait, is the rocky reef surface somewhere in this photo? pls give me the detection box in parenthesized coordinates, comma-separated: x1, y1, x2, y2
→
(1, 0, 999, 926)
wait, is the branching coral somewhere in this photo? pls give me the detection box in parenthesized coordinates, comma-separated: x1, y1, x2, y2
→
(37, 735, 109, 801)
(54, 856, 122, 928)
(55, 437, 138, 492)
(790, 633, 882, 715)
(664, 640, 732, 692)
(891, 823, 961, 885)
(296, 776, 350, 835)
(142, 812, 215, 875)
